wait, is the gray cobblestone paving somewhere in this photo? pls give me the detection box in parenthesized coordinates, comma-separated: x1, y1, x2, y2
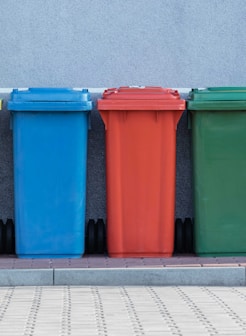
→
(0, 286, 246, 335)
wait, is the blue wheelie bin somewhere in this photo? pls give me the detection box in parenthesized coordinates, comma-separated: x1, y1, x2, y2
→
(8, 88, 92, 258)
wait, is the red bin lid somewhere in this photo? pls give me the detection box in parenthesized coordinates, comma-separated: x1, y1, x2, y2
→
(97, 86, 186, 110)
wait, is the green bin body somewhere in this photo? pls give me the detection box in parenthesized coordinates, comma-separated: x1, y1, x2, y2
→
(188, 87, 246, 256)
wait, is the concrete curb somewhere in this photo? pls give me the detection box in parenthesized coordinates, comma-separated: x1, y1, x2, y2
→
(0, 267, 245, 286)
(54, 267, 246, 286)
(0, 269, 53, 286)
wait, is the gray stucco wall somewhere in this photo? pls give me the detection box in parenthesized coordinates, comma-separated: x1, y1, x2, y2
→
(0, 0, 245, 223)
(0, 0, 245, 87)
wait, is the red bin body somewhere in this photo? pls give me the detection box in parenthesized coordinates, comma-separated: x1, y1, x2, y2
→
(97, 87, 185, 257)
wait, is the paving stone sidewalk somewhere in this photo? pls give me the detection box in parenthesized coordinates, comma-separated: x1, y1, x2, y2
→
(1, 285, 246, 335)
(1, 255, 246, 269)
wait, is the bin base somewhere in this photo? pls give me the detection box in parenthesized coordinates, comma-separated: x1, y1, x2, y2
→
(196, 252, 246, 257)
(17, 254, 83, 259)
(108, 252, 173, 258)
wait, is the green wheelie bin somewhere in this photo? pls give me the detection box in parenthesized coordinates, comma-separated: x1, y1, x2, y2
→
(188, 87, 246, 256)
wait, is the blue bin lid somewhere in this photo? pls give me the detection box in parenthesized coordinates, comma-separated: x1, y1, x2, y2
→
(8, 88, 93, 111)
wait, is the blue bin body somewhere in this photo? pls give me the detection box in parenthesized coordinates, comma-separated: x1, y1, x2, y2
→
(8, 88, 92, 258)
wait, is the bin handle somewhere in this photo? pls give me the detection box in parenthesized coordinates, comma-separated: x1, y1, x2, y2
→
(187, 110, 192, 130)
(173, 109, 185, 130)
(88, 111, 91, 130)
(9, 112, 13, 131)
(99, 111, 108, 130)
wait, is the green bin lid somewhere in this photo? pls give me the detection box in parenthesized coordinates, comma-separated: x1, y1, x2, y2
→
(187, 87, 246, 110)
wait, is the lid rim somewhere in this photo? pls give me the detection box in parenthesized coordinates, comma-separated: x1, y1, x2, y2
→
(101, 86, 182, 101)
(10, 88, 91, 103)
(189, 88, 246, 102)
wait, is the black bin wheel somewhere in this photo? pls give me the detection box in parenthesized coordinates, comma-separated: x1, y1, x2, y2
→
(96, 219, 105, 254)
(183, 217, 194, 254)
(86, 219, 96, 254)
(5, 218, 15, 255)
(0, 220, 4, 254)
(174, 218, 183, 254)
